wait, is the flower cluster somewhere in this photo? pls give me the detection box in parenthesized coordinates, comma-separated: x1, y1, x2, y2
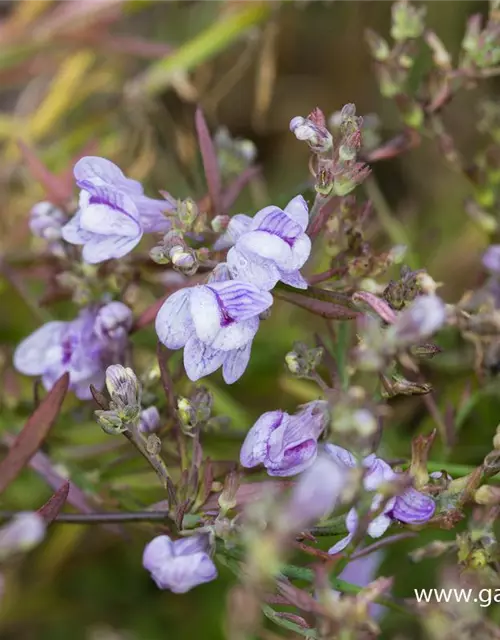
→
(156, 195, 312, 382)
(326, 444, 435, 553)
(14, 301, 132, 399)
(62, 157, 173, 264)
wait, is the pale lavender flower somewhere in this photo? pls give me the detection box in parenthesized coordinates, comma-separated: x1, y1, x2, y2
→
(14, 303, 132, 399)
(325, 445, 435, 554)
(138, 406, 161, 434)
(482, 245, 500, 274)
(280, 455, 346, 531)
(30, 201, 66, 241)
(240, 401, 328, 476)
(142, 534, 217, 593)
(0, 513, 46, 560)
(62, 157, 173, 264)
(94, 302, 133, 342)
(155, 279, 272, 384)
(226, 196, 311, 291)
(389, 294, 447, 346)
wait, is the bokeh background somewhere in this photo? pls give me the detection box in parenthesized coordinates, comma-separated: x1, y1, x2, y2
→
(0, 1, 499, 638)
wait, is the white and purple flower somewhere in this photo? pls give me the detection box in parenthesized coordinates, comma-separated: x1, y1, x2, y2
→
(62, 156, 173, 264)
(155, 278, 273, 384)
(218, 196, 311, 291)
(326, 444, 435, 554)
(13, 302, 133, 400)
(240, 401, 328, 476)
(143, 533, 217, 593)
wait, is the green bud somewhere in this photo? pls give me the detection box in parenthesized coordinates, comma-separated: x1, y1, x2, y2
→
(391, 0, 426, 41)
(365, 28, 391, 62)
(95, 410, 126, 435)
(475, 484, 500, 505)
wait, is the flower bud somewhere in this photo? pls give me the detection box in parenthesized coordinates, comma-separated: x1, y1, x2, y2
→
(0, 513, 46, 560)
(474, 485, 500, 505)
(95, 302, 133, 343)
(289, 115, 333, 154)
(218, 471, 239, 516)
(95, 409, 126, 434)
(149, 245, 170, 264)
(105, 365, 141, 419)
(177, 198, 198, 228)
(170, 246, 198, 276)
(177, 397, 193, 428)
(391, 0, 426, 41)
(29, 201, 66, 241)
(285, 342, 323, 378)
(211, 215, 230, 234)
(365, 29, 391, 62)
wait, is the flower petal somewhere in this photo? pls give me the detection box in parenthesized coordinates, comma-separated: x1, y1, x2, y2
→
(82, 233, 142, 264)
(61, 211, 93, 245)
(236, 230, 292, 269)
(183, 337, 225, 381)
(208, 280, 273, 322)
(251, 207, 303, 243)
(289, 233, 312, 270)
(363, 457, 396, 491)
(227, 247, 280, 291)
(173, 534, 210, 556)
(74, 156, 143, 196)
(240, 410, 286, 468)
(222, 343, 252, 384)
(392, 488, 435, 524)
(79, 183, 140, 237)
(213, 214, 253, 250)
(367, 513, 392, 538)
(14, 322, 67, 376)
(328, 533, 353, 554)
(279, 269, 308, 289)
(189, 286, 222, 344)
(155, 288, 193, 350)
(135, 195, 172, 233)
(142, 535, 174, 573)
(284, 195, 309, 231)
(325, 444, 357, 469)
(267, 439, 318, 476)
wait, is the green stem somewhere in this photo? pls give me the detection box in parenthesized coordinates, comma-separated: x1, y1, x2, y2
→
(123, 423, 170, 489)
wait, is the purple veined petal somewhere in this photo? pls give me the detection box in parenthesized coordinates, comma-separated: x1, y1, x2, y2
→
(155, 288, 193, 350)
(267, 411, 320, 464)
(240, 410, 286, 468)
(367, 512, 392, 538)
(79, 183, 140, 237)
(213, 214, 253, 250)
(209, 313, 258, 351)
(189, 286, 223, 344)
(74, 156, 144, 196)
(208, 280, 273, 323)
(289, 233, 312, 270)
(251, 207, 303, 244)
(227, 247, 281, 291)
(236, 231, 293, 270)
(483, 245, 500, 273)
(325, 444, 357, 469)
(283, 195, 309, 231)
(183, 336, 225, 381)
(173, 534, 210, 556)
(392, 487, 435, 524)
(135, 195, 172, 234)
(279, 269, 308, 289)
(143, 535, 174, 572)
(207, 263, 232, 284)
(222, 342, 252, 384)
(81, 233, 142, 264)
(363, 456, 396, 491)
(14, 322, 67, 376)
(266, 439, 318, 476)
(61, 211, 93, 245)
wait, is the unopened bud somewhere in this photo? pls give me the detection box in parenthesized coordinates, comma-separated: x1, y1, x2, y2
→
(365, 28, 391, 62)
(475, 485, 500, 505)
(95, 302, 133, 343)
(95, 409, 126, 434)
(29, 201, 66, 241)
(138, 406, 161, 434)
(289, 115, 333, 154)
(285, 343, 323, 378)
(391, 0, 426, 41)
(177, 198, 198, 227)
(218, 471, 239, 516)
(211, 215, 230, 234)
(146, 434, 162, 455)
(105, 365, 141, 422)
(149, 245, 170, 264)
(170, 246, 198, 275)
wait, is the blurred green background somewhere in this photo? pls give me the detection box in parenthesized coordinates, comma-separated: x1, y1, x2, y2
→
(0, 1, 499, 638)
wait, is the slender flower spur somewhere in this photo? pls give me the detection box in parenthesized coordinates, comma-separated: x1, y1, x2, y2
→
(326, 445, 435, 553)
(142, 534, 217, 593)
(155, 278, 273, 383)
(220, 195, 311, 291)
(240, 401, 329, 476)
(14, 302, 133, 399)
(62, 156, 174, 263)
